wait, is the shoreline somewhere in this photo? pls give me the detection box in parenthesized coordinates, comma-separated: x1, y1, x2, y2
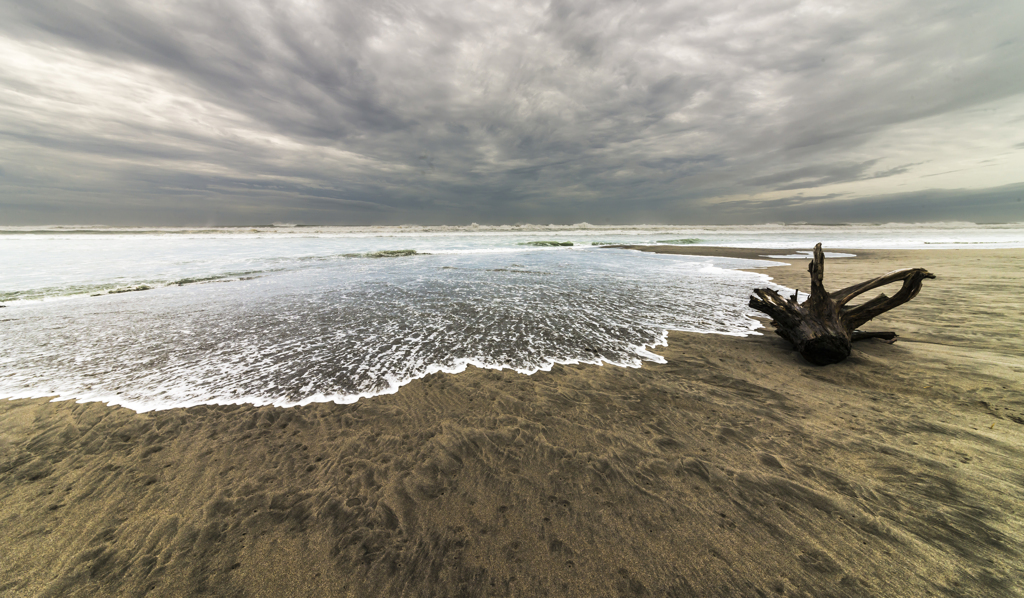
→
(2, 247, 1023, 596)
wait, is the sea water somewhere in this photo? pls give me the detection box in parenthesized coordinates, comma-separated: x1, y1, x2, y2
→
(1, 223, 1021, 411)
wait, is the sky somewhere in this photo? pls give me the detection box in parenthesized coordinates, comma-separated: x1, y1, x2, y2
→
(1, 0, 1023, 226)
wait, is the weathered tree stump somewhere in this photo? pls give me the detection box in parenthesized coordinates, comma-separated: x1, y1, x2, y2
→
(749, 243, 935, 365)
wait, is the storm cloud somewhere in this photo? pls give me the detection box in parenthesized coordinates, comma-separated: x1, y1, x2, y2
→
(1, 0, 1022, 225)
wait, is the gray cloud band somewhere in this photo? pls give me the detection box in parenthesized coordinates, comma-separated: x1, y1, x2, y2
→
(1, 0, 1022, 224)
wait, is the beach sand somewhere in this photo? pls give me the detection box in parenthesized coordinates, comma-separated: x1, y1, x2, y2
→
(1, 248, 1022, 597)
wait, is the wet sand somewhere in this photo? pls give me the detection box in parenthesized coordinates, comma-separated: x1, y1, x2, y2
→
(1, 247, 1022, 597)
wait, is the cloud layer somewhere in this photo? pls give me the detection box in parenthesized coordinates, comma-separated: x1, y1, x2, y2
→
(1, 0, 1023, 224)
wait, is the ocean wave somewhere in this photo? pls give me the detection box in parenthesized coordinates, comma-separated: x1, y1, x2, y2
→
(169, 270, 268, 286)
(4, 224, 1022, 304)
(92, 284, 153, 296)
(1, 270, 271, 303)
(656, 238, 702, 245)
(0, 250, 777, 412)
(4, 221, 1022, 237)
(363, 249, 421, 258)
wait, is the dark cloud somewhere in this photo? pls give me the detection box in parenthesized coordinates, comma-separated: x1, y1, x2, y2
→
(0, 0, 1022, 225)
(744, 160, 922, 191)
(713, 182, 1024, 224)
(717, 193, 847, 211)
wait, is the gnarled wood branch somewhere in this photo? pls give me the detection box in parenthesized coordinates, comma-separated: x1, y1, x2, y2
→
(749, 244, 934, 365)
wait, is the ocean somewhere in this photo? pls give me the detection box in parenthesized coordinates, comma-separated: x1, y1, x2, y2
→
(2, 222, 1021, 412)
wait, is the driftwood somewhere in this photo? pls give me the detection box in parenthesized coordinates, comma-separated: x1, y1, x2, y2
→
(749, 243, 935, 365)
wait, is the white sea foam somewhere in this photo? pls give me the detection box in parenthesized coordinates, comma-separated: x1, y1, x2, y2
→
(0, 247, 778, 412)
(2, 222, 1020, 412)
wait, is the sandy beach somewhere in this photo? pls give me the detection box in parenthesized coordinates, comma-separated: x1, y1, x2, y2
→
(2, 247, 1022, 597)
